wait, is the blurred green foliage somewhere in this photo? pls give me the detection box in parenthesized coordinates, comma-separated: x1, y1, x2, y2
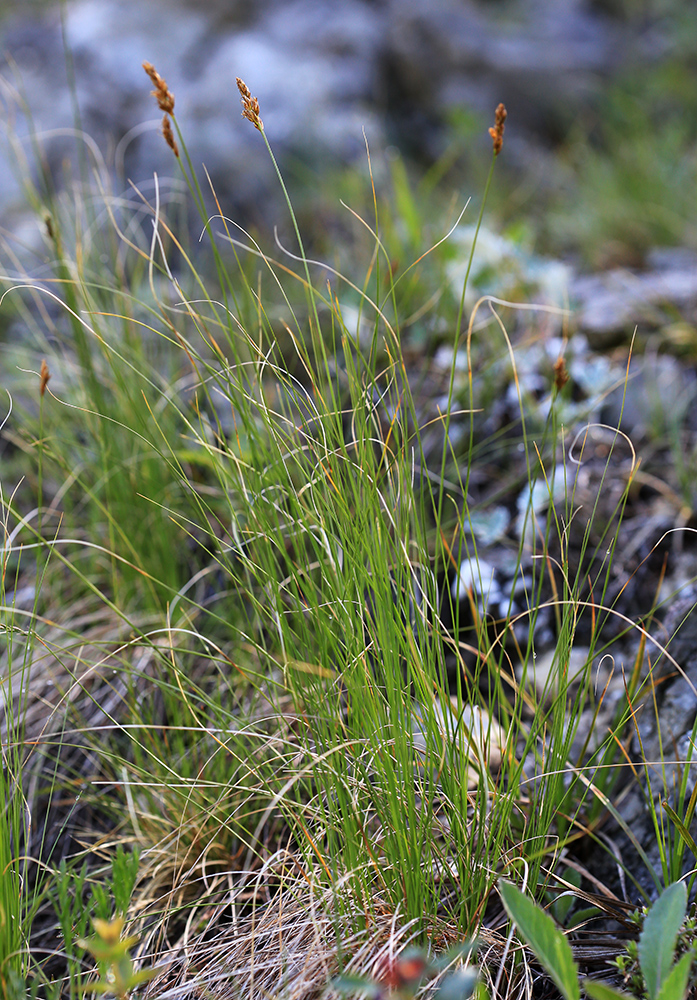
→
(547, 46, 697, 266)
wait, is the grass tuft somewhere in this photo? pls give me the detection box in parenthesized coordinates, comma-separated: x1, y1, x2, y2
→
(0, 61, 695, 1000)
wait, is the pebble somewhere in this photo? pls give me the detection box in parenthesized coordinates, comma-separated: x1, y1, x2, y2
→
(412, 699, 507, 789)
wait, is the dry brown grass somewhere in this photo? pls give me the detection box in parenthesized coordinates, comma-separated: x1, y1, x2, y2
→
(139, 866, 501, 1000)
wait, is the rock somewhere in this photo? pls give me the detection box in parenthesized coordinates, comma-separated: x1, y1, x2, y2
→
(635, 597, 697, 789)
(571, 253, 697, 347)
(412, 699, 506, 789)
(446, 224, 571, 315)
(601, 352, 697, 440)
(609, 595, 697, 896)
(516, 462, 570, 544)
(451, 556, 501, 607)
(518, 646, 591, 698)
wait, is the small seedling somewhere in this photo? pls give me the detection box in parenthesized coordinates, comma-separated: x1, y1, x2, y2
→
(78, 916, 155, 999)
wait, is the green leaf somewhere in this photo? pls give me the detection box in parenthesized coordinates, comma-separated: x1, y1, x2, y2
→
(582, 979, 635, 1000)
(661, 802, 697, 861)
(656, 950, 695, 1000)
(639, 882, 687, 1000)
(567, 906, 601, 929)
(331, 975, 382, 998)
(499, 881, 580, 1000)
(438, 968, 479, 1000)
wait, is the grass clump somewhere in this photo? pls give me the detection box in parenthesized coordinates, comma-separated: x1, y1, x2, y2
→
(0, 57, 696, 1000)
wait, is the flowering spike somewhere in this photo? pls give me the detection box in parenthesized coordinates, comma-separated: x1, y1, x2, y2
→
(236, 77, 264, 132)
(553, 356, 570, 391)
(39, 359, 51, 397)
(161, 115, 179, 157)
(488, 103, 507, 156)
(143, 61, 175, 114)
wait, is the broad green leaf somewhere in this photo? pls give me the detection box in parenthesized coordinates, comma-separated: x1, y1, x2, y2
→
(656, 950, 695, 1000)
(639, 882, 687, 1000)
(499, 881, 580, 1000)
(582, 979, 634, 1000)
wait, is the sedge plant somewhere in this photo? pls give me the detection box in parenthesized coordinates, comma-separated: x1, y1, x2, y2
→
(0, 52, 693, 999)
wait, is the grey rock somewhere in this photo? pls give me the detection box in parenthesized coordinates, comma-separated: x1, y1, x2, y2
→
(601, 353, 697, 440)
(571, 264, 697, 346)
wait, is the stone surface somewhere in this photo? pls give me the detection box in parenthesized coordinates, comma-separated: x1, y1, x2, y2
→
(601, 352, 697, 440)
(412, 699, 506, 789)
(635, 596, 697, 785)
(382, 0, 625, 157)
(570, 252, 697, 346)
(518, 645, 591, 698)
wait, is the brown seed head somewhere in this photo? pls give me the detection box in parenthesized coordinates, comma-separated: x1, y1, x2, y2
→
(236, 77, 264, 132)
(39, 358, 51, 397)
(553, 355, 570, 391)
(488, 102, 507, 156)
(161, 115, 179, 157)
(143, 61, 175, 115)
